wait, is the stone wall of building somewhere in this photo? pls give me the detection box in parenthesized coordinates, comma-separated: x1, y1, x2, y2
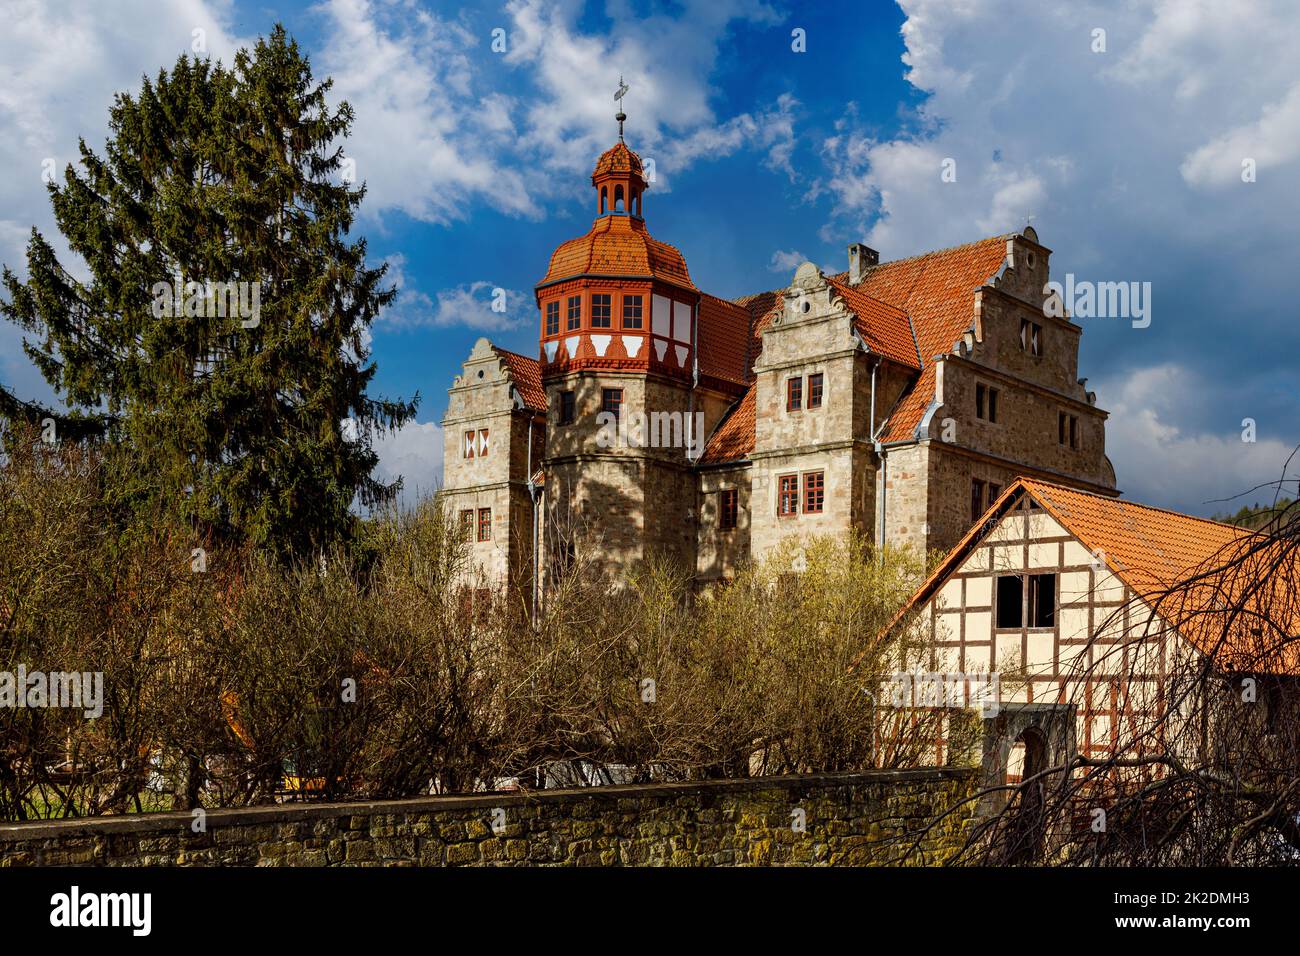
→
(0, 769, 977, 867)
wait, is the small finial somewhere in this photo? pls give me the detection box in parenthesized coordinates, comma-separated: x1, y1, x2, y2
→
(614, 75, 629, 141)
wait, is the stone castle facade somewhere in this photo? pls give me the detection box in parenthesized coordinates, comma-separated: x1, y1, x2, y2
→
(441, 134, 1117, 602)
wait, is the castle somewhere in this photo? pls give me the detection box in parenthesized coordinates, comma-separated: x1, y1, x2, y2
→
(441, 126, 1117, 602)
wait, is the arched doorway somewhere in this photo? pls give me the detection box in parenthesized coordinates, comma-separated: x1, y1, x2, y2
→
(1005, 727, 1048, 863)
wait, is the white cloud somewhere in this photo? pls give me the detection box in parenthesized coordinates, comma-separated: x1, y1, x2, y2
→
(768, 249, 807, 273)
(1095, 364, 1298, 515)
(316, 0, 538, 224)
(1180, 81, 1300, 188)
(367, 418, 444, 508)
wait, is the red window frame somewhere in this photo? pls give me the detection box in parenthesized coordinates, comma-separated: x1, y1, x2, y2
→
(591, 293, 612, 328)
(459, 509, 473, 537)
(778, 474, 799, 517)
(787, 377, 803, 412)
(802, 471, 824, 514)
(566, 294, 581, 330)
(719, 489, 738, 530)
(601, 387, 623, 421)
(622, 294, 643, 329)
(477, 507, 492, 542)
(545, 300, 559, 336)
(463, 430, 475, 459)
(808, 372, 824, 409)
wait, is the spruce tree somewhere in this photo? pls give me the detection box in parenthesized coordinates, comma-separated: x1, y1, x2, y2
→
(1, 26, 415, 558)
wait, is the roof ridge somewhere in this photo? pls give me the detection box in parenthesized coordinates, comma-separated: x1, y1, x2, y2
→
(1023, 477, 1250, 535)
(490, 344, 539, 365)
(855, 233, 1015, 277)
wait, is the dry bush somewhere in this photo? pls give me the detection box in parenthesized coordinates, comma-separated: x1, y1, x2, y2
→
(1, 428, 956, 818)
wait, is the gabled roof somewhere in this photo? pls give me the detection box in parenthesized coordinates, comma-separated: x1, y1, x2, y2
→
(700, 235, 1010, 464)
(492, 346, 548, 413)
(857, 235, 1013, 442)
(886, 478, 1300, 674)
(538, 214, 696, 291)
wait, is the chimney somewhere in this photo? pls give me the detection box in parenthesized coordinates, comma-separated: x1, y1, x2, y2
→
(848, 243, 879, 284)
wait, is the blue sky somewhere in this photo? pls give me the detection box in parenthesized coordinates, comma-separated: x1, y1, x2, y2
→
(2, 0, 1298, 514)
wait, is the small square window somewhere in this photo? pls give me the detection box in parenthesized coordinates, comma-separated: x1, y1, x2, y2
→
(803, 471, 824, 514)
(787, 377, 803, 412)
(591, 293, 612, 329)
(808, 373, 824, 409)
(719, 489, 738, 530)
(477, 507, 492, 542)
(778, 475, 799, 517)
(602, 388, 623, 421)
(559, 390, 575, 425)
(545, 300, 559, 336)
(622, 295, 643, 329)
(567, 294, 581, 330)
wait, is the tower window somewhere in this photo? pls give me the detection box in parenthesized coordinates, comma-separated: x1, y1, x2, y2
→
(477, 507, 492, 542)
(787, 377, 803, 412)
(971, 478, 986, 522)
(591, 293, 612, 328)
(803, 471, 824, 514)
(976, 383, 999, 423)
(614, 184, 625, 212)
(567, 295, 581, 331)
(545, 300, 559, 336)
(808, 373, 824, 409)
(601, 388, 623, 421)
(459, 509, 473, 537)
(778, 475, 799, 517)
(559, 390, 575, 425)
(719, 489, 738, 530)
(463, 430, 476, 459)
(622, 295, 643, 329)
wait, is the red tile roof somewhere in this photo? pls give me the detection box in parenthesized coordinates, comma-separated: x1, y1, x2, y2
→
(538, 215, 696, 290)
(696, 292, 752, 388)
(592, 141, 644, 179)
(492, 346, 547, 412)
(699, 387, 755, 465)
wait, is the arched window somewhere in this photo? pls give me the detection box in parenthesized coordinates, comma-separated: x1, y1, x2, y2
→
(600, 186, 608, 214)
(614, 184, 625, 212)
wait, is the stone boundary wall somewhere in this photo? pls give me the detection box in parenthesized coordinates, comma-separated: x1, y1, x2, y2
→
(0, 769, 976, 867)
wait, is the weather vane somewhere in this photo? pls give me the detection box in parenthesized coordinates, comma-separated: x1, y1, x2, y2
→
(614, 75, 629, 140)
